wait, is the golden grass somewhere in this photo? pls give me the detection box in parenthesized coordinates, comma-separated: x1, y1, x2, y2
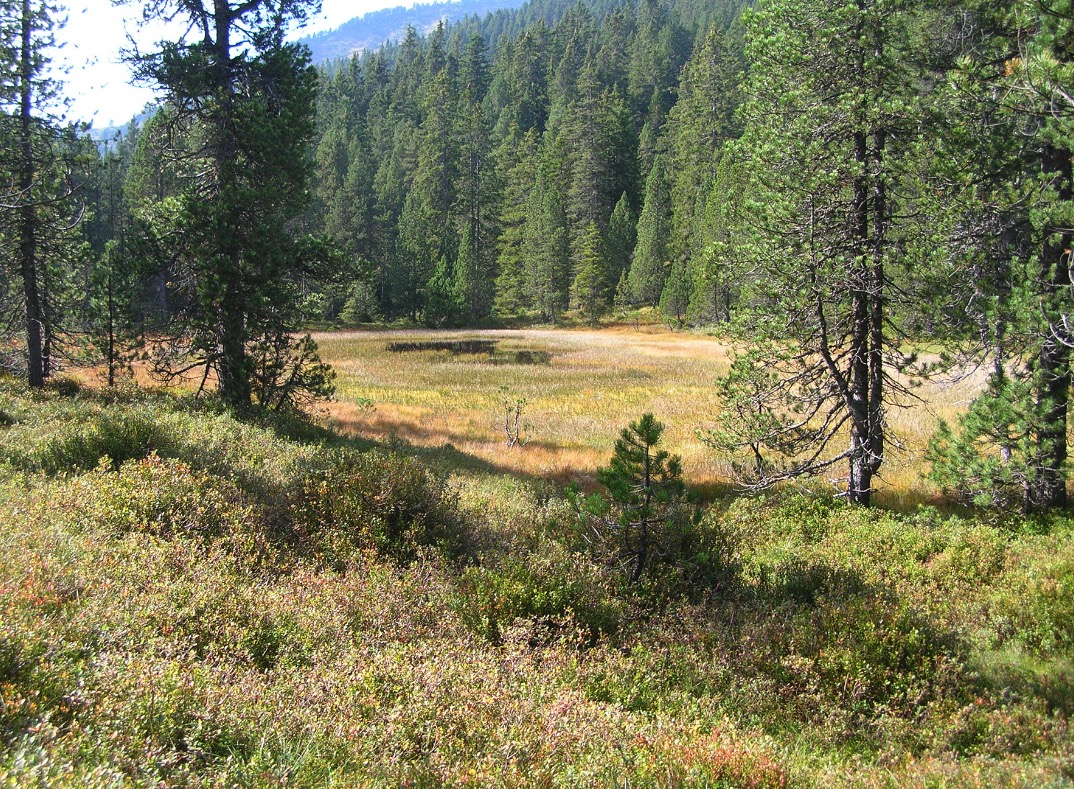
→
(314, 327, 982, 504)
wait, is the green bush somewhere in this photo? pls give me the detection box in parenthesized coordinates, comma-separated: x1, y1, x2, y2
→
(71, 454, 259, 547)
(1001, 551, 1074, 655)
(2, 408, 162, 474)
(757, 555, 867, 604)
(455, 541, 627, 644)
(291, 448, 465, 567)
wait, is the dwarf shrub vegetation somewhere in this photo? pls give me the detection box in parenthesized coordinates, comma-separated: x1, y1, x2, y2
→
(0, 377, 1071, 785)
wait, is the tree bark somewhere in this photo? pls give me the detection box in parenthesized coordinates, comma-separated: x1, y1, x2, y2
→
(1033, 143, 1072, 508)
(847, 121, 872, 506)
(18, 0, 43, 389)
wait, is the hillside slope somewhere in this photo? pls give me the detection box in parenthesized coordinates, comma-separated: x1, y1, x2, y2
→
(0, 377, 1071, 785)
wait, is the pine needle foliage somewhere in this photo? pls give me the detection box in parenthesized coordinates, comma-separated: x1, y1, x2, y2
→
(592, 413, 690, 584)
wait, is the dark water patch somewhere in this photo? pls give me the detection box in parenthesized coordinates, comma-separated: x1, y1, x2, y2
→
(387, 340, 498, 355)
(386, 340, 552, 365)
(493, 350, 552, 366)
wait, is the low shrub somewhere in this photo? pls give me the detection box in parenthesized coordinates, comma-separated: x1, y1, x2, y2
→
(69, 454, 260, 548)
(455, 541, 627, 644)
(291, 448, 466, 567)
(2, 408, 162, 474)
(1000, 550, 1074, 656)
(757, 555, 867, 604)
(746, 592, 964, 725)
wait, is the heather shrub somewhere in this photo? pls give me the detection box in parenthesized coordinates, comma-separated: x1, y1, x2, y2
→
(455, 541, 627, 643)
(756, 554, 867, 604)
(68, 454, 261, 550)
(925, 525, 1008, 593)
(1, 407, 162, 473)
(999, 546, 1074, 655)
(291, 448, 466, 567)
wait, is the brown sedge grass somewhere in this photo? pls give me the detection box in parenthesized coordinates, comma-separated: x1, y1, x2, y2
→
(314, 326, 983, 506)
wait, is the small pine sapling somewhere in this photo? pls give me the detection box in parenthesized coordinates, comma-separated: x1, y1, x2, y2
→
(926, 371, 1050, 512)
(587, 413, 690, 584)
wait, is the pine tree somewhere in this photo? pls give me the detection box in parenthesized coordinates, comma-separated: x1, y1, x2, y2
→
(87, 240, 142, 387)
(659, 256, 690, 326)
(523, 169, 571, 323)
(716, 0, 932, 504)
(605, 192, 637, 288)
(923, 0, 1074, 509)
(123, 0, 335, 409)
(597, 413, 687, 584)
(0, 0, 80, 387)
(927, 371, 1049, 512)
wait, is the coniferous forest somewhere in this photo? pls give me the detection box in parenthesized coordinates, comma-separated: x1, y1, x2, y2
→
(2, 0, 1074, 784)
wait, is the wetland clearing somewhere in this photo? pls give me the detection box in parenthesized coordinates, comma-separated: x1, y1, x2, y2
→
(316, 326, 983, 505)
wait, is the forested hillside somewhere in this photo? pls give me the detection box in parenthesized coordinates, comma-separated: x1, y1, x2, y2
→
(302, 0, 746, 328)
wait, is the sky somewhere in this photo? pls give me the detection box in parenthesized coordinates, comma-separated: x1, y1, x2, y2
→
(55, 0, 408, 129)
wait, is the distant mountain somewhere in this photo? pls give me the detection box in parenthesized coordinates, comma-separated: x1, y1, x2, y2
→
(298, 0, 526, 63)
(88, 0, 529, 141)
(86, 106, 157, 153)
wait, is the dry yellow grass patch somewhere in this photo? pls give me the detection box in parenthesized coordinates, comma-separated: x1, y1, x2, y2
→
(315, 327, 729, 488)
(314, 327, 981, 502)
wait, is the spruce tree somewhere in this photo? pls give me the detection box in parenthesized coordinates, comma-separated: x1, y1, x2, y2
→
(573, 220, 608, 325)
(659, 257, 690, 326)
(605, 192, 637, 288)
(687, 149, 742, 324)
(452, 223, 491, 323)
(493, 127, 539, 315)
(665, 25, 741, 298)
(523, 169, 570, 323)
(425, 255, 461, 327)
(627, 156, 672, 307)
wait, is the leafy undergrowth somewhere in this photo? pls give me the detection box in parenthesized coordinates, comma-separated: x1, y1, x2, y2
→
(0, 377, 1071, 786)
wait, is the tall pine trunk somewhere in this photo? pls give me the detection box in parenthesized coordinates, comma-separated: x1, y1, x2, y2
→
(210, 0, 252, 409)
(18, 0, 43, 389)
(846, 13, 887, 506)
(1032, 144, 1072, 508)
(847, 118, 873, 505)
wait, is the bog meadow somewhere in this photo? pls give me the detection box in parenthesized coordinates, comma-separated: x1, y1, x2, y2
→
(3, 0, 1074, 784)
